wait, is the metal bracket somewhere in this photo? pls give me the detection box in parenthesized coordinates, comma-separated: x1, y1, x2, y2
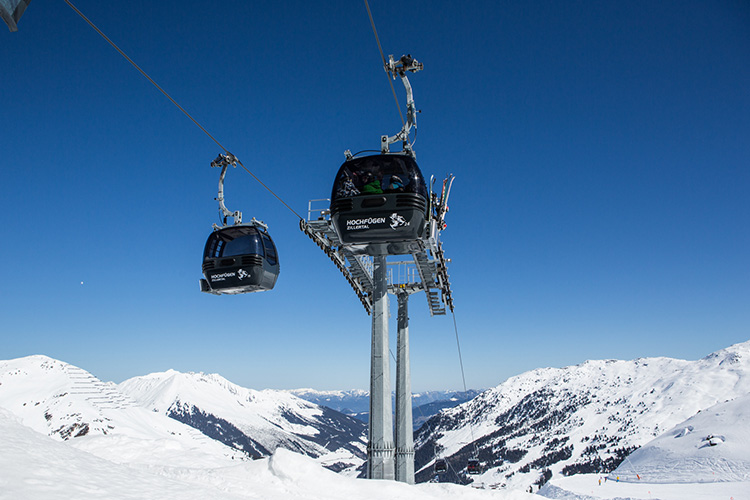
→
(386, 53, 423, 76)
(211, 153, 242, 226)
(303, 193, 454, 315)
(381, 54, 422, 156)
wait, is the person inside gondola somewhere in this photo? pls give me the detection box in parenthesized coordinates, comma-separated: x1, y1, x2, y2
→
(336, 172, 360, 197)
(385, 174, 404, 192)
(361, 172, 383, 194)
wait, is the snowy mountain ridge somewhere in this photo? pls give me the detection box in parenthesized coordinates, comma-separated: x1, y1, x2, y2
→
(0, 406, 518, 500)
(118, 369, 368, 473)
(2, 347, 750, 499)
(286, 388, 371, 414)
(0, 355, 243, 468)
(414, 340, 750, 490)
(0, 355, 367, 473)
(288, 388, 473, 403)
(289, 387, 481, 428)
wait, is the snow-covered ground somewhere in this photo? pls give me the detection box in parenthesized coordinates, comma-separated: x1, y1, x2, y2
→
(611, 394, 750, 484)
(538, 395, 750, 500)
(415, 341, 750, 488)
(539, 473, 750, 500)
(4, 405, 749, 500)
(2, 348, 749, 499)
(0, 407, 532, 500)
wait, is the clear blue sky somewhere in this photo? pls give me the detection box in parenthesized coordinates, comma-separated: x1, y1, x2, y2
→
(2, 0, 748, 392)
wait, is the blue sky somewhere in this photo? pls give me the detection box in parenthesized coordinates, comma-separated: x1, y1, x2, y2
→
(1, 0, 748, 392)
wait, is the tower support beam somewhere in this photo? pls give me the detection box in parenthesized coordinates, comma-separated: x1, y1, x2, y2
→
(368, 255, 394, 479)
(395, 290, 415, 484)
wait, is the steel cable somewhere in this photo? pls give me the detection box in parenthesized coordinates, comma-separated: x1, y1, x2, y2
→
(364, 0, 405, 128)
(63, 0, 304, 221)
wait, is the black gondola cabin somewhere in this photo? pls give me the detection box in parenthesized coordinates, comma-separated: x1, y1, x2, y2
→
(467, 459, 482, 475)
(330, 153, 428, 256)
(200, 224, 279, 294)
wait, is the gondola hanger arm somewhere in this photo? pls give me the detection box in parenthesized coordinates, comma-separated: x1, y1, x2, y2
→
(211, 153, 242, 226)
(381, 54, 423, 156)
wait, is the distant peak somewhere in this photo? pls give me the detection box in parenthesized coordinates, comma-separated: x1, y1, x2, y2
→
(701, 340, 750, 365)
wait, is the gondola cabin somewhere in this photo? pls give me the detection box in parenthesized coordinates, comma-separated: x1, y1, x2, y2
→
(200, 224, 279, 295)
(467, 459, 482, 475)
(434, 459, 447, 474)
(330, 153, 428, 256)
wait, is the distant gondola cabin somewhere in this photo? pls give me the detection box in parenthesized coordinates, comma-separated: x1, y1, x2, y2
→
(434, 459, 447, 474)
(467, 459, 482, 475)
(200, 224, 279, 294)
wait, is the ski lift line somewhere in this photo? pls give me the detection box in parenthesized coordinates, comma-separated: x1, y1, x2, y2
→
(452, 309, 477, 449)
(63, 0, 304, 222)
(235, 158, 305, 220)
(62, 0, 226, 154)
(363, 0, 405, 127)
(452, 311, 468, 395)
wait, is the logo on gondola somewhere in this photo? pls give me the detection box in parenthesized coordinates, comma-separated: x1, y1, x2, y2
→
(237, 268, 249, 280)
(390, 212, 408, 229)
(346, 216, 386, 231)
(210, 272, 235, 282)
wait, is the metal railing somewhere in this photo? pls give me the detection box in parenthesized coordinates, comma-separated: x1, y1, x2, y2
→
(307, 199, 331, 221)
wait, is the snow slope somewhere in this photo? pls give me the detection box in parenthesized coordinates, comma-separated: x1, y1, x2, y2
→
(0, 355, 241, 468)
(538, 473, 750, 500)
(539, 394, 750, 499)
(3, 344, 749, 499)
(0, 407, 535, 500)
(118, 369, 367, 472)
(414, 341, 750, 490)
(0, 356, 531, 499)
(610, 393, 750, 483)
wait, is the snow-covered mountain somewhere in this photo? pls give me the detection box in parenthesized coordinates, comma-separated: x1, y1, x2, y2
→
(289, 388, 480, 428)
(609, 392, 750, 483)
(539, 394, 750, 498)
(0, 355, 243, 468)
(414, 341, 750, 490)
(119, 370, 368, 473)
(0, 407, 520, 500)
(0, 356, 367, 473)
(3, 350, 749, 500)
(412, 391, 482, 430)
(287, 388, 371, 415)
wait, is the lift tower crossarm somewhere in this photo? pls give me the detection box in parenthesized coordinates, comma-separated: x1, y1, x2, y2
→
(381, 54, 423, 156)
(300, 218, 373, 313)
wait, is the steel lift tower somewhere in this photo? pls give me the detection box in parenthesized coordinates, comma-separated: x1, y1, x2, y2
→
(301, 55, 454, 484)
